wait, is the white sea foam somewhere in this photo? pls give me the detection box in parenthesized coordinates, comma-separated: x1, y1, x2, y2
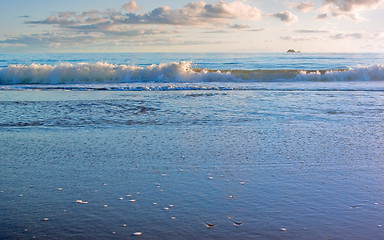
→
(0, 61, 234, 85)
(294, 64, 384, 82)
(1, 62, 384, 86)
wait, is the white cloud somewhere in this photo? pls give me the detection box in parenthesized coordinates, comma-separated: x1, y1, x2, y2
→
(49, 42, 62, 48)
(4, 1, 264, 50)
(201, 1, 262, 20)
(122, 0, 140, 13)
(322, 0, 384, 20)
(295, 29, 329, 33)
(288, 2, 315, 12)
(28, 1, 262, 29)
(280, 35, 319, 41)
(272, 11, 298, 23)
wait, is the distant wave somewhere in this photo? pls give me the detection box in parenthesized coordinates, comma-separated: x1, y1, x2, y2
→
(1, 62, 384, 85)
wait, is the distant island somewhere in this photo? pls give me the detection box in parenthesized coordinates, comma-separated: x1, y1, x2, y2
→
(287, 49, 301, 53)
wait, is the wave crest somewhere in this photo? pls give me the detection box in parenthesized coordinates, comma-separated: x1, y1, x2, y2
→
(0, 61, 208, 84)
(1, 62, 384, 85)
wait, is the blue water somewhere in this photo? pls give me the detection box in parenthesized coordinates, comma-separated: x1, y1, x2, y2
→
(1, 52, 384, 90)
(1, 53, 384, 239)
(1, 52, 384, 69)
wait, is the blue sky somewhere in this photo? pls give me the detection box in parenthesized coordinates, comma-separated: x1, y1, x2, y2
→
(1, 0, 384, 53)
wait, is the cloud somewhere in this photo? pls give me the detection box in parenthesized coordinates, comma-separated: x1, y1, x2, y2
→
(201, 1, 262, 20)
(28, 1, 262, 30)
(288, 2, 314, 12)
(322, 0, 384, 20)
(249, 28, 265, 32)
(122, 0, 140, 12)
(229, 24, 251, 29)
(204, 26, 264, 33)
(295, 29, 329, 33)
(203, 29, 232, 33)
(272, 11, 298, 23)
(330, 33, 364, 39)
(280, 35, 319, 41)
(316, 13, 328, 20)
(0, 32, 101, 48)
(5, 1, 264, 50)
(0, 26, 180, 49)
(0, 32, 229, 51)
(329, 32, 384, 40)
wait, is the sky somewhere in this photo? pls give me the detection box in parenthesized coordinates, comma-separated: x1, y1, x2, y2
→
(1, 0, 384, 53)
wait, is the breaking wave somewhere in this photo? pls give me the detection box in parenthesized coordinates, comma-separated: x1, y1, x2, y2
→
(1, 61, 384, 85)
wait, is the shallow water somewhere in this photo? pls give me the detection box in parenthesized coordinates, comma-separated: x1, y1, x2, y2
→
(1, 90, 384, 239)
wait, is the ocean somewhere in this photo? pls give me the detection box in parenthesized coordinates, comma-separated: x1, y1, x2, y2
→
(2, 52, 384, 91)
(0, 53, 384, 239)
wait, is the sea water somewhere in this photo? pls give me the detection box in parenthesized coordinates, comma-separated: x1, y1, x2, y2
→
(1, 52, 384, 87)
(0, 53, 384, 239)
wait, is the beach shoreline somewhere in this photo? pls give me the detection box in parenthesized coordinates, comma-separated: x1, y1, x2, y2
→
(1, 89, 383, 239)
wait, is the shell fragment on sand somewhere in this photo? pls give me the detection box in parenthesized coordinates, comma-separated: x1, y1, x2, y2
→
(228, 216, 242, 226)
(204, 222, 215, 228)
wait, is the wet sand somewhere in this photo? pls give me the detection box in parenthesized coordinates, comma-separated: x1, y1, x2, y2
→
(0, 90, 384, 239)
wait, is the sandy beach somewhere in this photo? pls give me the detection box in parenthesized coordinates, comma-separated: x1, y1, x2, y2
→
(1, 90, 383, 239)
